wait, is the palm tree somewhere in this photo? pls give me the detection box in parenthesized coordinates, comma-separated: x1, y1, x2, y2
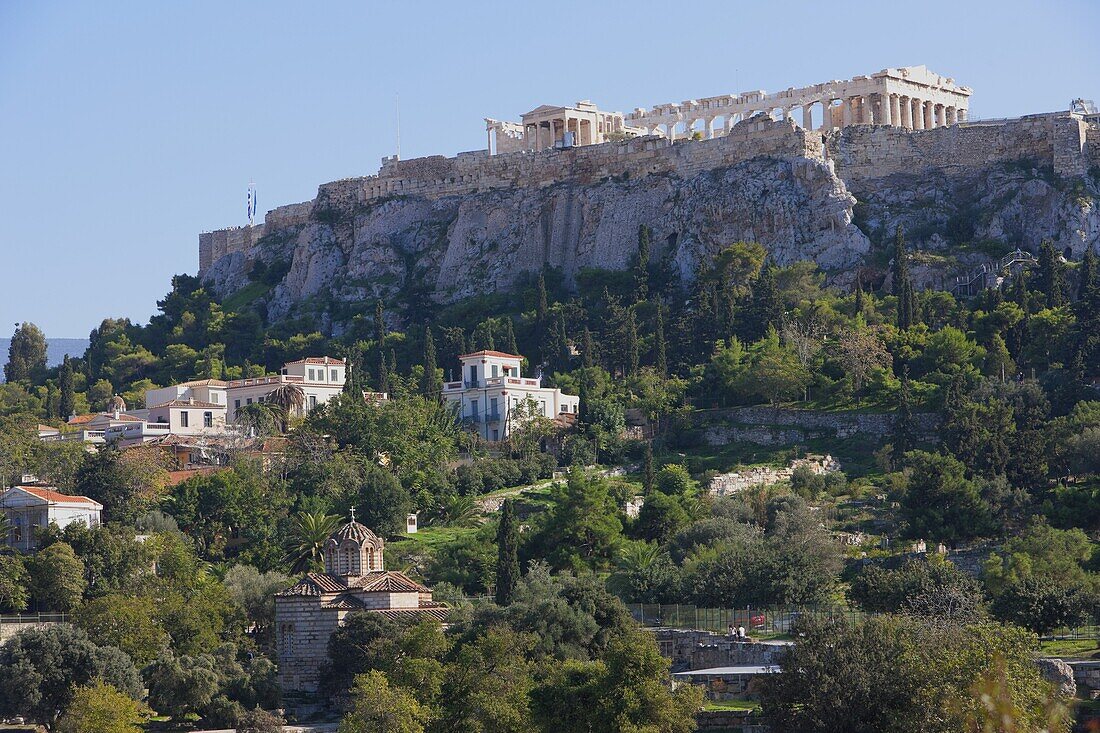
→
(441, 495, 481, 528)
(235, 401, 282, 437)
(266, 383, 306, 432)
(607, 541, 663, 596)
(285, 511, 341, 573)
(0, 513, 12, 553)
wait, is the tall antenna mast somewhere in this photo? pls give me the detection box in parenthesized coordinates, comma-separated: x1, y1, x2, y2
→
(396, 92, 401, 160)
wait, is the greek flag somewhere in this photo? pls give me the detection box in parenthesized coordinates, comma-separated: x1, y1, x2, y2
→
(247, 187, 254, 224)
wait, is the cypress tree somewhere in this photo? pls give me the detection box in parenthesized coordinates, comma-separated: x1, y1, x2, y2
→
(421, 326, 441, 398)
(548, 310, 570, 374)
(374, 299, 386, 346)
(744, 265, 781, 341)
(635, 224, 651, 302)
(654, 299, 668, 379)
(495, 499, 520, 606)
(4, 322, 47, 383)
(892, 366, 915, 468)
(893, 226, 916, 330)
(58, 355, 76, 420)
(1035, 240, 1067, 308)
(581, 327, 596, 369)
(853, 274, 865, 314)
(625, 307, 640, 377)
(535, 272, 549, 361)
(388, 349, 398, 378)
(1078, 248, 1097, 301)
(378, 351, 391, 395)
(643, 442, 655, 494)
(501, 317, 519, 355)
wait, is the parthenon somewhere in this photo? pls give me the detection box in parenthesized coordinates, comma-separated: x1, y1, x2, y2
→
(486, 65, 971, 154)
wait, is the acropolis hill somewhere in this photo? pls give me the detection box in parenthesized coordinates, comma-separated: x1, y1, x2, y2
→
(198, 66, 1100, 327)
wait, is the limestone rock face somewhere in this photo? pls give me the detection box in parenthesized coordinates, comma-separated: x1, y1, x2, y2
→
(206, 156, 869, 327)
(1036, 657, 1077, 699)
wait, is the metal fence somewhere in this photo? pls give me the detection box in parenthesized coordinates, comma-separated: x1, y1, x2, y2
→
(627, 603, 866, 635)
(0, 613, 69, 625)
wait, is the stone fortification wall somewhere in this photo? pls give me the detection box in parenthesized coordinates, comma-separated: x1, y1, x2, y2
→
(313, 116, 821, 213)
(695, 406, 939, 447)
(1086, 123, 1100, 169)
(829, 112, 1092, 183)
(200, 118, 820, 272)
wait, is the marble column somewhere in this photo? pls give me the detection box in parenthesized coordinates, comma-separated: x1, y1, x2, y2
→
(841, 98, 852, 127)
(935, 104, 946, 127)
(911, 99, 924, 130)
(487, 128, 493, 154)
(802, 105, 813, 130)
(946, 106, 957, 125)
(879, 93, 892, 126)
(923, 101, 934, 130)
(958, 108, 968, 122)
(899, 97, 911, 129)
(891, 94, 902, 127)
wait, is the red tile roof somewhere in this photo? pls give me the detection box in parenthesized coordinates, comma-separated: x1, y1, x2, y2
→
(6, 486, 101, 507)
(164, 468, 222, 487)
(178, 379, 229, 387)
(459, 350, 523, 360)
(67, 412, 142, 425)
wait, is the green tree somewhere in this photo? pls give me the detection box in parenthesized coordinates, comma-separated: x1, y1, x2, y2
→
(1034, 240, 1068, 309)
(900, 451, 992, 542)
(144, 650, 220, 722)
(892, 226, 917, 330)
(236, 707, 286, 733)
(531, 470, 623, 572)
(535, 272, 549, 362)
(495, 499, 520, 607)
(633, 492, 690, 544)
(642, 443, 654, 494)
(57, 680, 150, 733)
(0, 624, 143, 725)
(634, 224, 651, 301)
(4, 322, 47, 383)
(73, 593, 169, 666)
(438, 626, 534, 733)
(58, 355, 76, 419)
(745, 328, 811, 405)
(420, 326, 440, 398)
(340, 670, 430, 733)
(653, 299, 668, 378)
(27, 541, 86, 611)
(285, 511, 341, 573)
(375, 299, 387, 346)
(0, 553, 29, 612)
(992, 576, 1090, 635)
(500, 317, 519, 355)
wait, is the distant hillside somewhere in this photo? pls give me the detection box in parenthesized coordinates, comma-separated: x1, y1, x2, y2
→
(0, 338, 89, 382)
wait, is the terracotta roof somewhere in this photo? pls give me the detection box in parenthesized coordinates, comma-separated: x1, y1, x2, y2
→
(374, 604, 450, 622)
(38, 424, 60, 432)
(284, 357, 345, 365)
(149, 399, 225, 409)
(276, 571, 431, 596)
(459, 350, 523, 360)
(67, 412, 142, 425)
(320, 594, 369, 610)
(178, 379, 229, 388)
(5, 486, 101, 507)
(352, 572, 430, 594)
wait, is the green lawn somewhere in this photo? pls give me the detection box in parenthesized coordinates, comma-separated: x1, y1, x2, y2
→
(701, 699, 761, 712)
(221, 281, 271, 312)
(388, 524, 479, 555)
(1038, 638, 1100, 658)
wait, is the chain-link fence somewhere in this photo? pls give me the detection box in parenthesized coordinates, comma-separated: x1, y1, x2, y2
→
(626, 603, 866, 636)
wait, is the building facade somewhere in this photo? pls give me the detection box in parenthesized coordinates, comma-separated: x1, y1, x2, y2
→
(486, 100, 647, 154)
(442, 350, 579, 442)
(0, 486, 103, 552)
(274, 517, 448, 693)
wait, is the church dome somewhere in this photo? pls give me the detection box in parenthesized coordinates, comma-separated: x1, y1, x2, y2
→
(331, 520, 379, 544)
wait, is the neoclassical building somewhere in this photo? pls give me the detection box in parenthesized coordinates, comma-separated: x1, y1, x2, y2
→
(274, 516, 448, 693)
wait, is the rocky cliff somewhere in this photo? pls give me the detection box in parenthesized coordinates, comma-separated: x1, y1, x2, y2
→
(199, 113, 1100, 328)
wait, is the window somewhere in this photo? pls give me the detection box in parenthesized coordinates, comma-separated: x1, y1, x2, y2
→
(470, 399, 478, 418)
(540, 401, 547, 415)
(235, 399, 240, 409)
(246, 398, 253, 405)
(203, 411, 213, 428)
(468, 365, 477, 384)
(331, 369, 338, 381)
(180, 411, 189, 428)
(490, 397, 498, 417)
(309, 395, 317, 410)
(308, 368, 315, 380)
(492, 429, 499, 440)
(491, 364, 498, 377)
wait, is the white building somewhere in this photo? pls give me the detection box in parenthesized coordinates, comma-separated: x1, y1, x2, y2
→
(0, 486, 103, 552)
(147, 398, 229, 436)
(442, 350, 579, 442)
(225, 357, 347, 423)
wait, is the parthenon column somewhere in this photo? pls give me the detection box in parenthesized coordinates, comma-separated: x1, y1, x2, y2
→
(946, 106, 957, 125)
(957, 108, 968, 122)
(935, 104, 946, 127)
(891, 94, 902, 127)
(841, 98, 852, 127)
(899, 97, 911, 129)
(802, 105, 813, 130)
(923, 101, 934, 129)
(820, 100, 832, 130)
(911, 99, 924, 130)
(879, 93, 892, 126)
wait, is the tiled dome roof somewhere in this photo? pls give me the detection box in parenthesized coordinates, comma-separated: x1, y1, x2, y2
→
(330, 520, 379, 543)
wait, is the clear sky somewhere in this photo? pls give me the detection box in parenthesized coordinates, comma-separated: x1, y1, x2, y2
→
(1, 0, 1097, 337)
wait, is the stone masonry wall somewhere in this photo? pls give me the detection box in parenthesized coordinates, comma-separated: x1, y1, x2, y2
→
(275, 598, 340, 693)
(696, 406, 939, 447)
(828, 112, 1087, 183)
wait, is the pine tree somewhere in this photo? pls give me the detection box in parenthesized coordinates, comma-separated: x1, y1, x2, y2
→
(581, 327, 596, 369)
(421, 326, 441, 398)
(654, 299, 668, 379)
(500, 317, 518, 355)
(58, 355, 76, 420)
(643, 442, 655, 494)
(374, 300, 386, 346)
(624, 307, 640, 377)
(472, 320, 495, 351)
(495, 499, 520, 606)
(1035, 240, 1067, 308)
(634, 224, 651, 302)
(742, 265, 781, 341)
(4, 322, 47, 383)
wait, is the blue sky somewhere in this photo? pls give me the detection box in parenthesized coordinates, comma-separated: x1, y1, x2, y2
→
(1, 0, 1097, 337)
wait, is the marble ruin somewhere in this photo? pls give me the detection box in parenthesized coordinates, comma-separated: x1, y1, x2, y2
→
(485, 65, 970, 154)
